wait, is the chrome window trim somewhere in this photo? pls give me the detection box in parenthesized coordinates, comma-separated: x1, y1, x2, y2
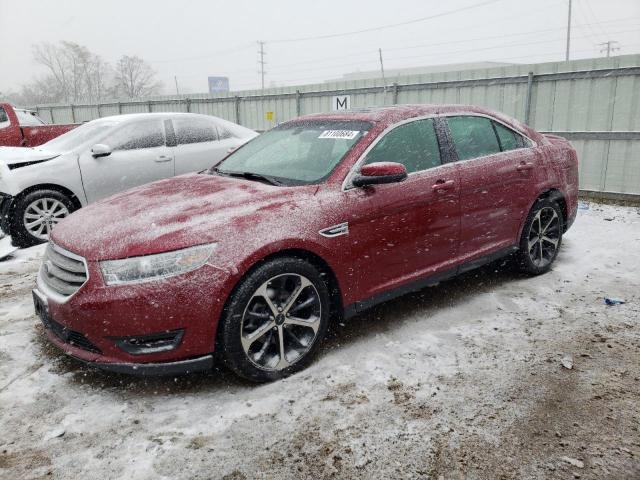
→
(440, 111, 538, 149)
(341, 111, 537, 192)
(36, 242, 90, 305)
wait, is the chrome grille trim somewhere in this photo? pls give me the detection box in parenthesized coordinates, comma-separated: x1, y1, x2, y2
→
(37, 242, 88, 303)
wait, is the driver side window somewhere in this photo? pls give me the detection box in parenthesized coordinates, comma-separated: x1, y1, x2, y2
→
(364, 119, 441, 174)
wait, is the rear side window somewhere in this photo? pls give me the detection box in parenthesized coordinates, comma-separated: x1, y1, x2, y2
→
(110, 120, 165, 150)
(174, 117, 218, 144)
(447, 116, 501, 161)
(364, 119, 441, 174)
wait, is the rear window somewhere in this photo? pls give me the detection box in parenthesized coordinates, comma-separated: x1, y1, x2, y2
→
(15, 109, 45, 126)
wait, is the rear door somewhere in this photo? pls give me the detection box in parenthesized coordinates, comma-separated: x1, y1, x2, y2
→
(346, 118, 461, 299)
(171, 116, 231, 175)
(446, 115, 538, 262)
(78, 118, 174, 203)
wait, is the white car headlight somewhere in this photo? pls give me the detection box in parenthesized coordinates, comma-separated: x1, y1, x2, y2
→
(100, 243, 217, 285)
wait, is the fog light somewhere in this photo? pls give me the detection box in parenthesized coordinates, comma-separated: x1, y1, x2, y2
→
(112, 330, 184, 355)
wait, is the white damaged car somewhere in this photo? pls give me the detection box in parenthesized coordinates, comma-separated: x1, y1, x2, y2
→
(0, 113, 257, 247)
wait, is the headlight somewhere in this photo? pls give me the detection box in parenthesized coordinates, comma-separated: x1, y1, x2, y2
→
(100, 243, 217, 285)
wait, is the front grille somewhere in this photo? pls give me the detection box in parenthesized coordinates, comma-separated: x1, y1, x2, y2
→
(39, 243, 88, 299)
(45, 315, 102, 354)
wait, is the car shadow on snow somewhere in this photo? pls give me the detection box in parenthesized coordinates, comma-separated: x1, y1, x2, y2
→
(31, 243, 571, 397)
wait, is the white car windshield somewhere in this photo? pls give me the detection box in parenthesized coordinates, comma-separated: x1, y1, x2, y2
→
(43, 119, 122, 152)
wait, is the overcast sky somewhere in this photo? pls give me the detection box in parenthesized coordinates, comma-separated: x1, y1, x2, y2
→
(1, 0, 638, 95)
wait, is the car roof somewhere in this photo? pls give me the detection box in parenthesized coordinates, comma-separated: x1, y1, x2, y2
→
(291, 104, 540, 140)
(94, 112, 218, 123)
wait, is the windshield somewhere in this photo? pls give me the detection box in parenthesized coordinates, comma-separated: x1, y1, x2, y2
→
(15, 109, 45, 126)
(42, 119, 122, 152)
(216, 120, 372, 185)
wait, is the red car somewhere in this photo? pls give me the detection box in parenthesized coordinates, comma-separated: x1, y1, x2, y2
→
(33, 105, 579, 382)
(0, 103, 77, 147)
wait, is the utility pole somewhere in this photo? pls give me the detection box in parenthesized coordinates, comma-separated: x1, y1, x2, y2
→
(257, 41, 266, 90)
(378, 48, 387, 92)
(599, 41, 620, 57)
(565, 0, 572, 61)
(174, 76, 180, 95)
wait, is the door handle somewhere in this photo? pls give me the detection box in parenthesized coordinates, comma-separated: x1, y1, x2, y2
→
(516, 162, 534, 171)
(155, 155, 172, 162)
(432, 179, 455, 193)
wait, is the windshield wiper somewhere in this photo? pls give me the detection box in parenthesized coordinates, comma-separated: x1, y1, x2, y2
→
(214, 169, 282, 186)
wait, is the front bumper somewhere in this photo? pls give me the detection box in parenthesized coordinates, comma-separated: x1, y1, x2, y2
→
(33, 255, 237, 375)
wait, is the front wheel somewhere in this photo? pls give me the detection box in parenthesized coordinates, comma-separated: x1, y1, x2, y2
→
(218, 257, 330, 382)
(10, 190, 75, 248)
(515, 198, 563, 275)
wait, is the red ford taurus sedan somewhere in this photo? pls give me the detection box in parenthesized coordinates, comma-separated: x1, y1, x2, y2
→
(33, 105, 579, 382)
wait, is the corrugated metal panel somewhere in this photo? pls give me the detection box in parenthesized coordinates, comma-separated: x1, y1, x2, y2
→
(27, 53, 640, 195)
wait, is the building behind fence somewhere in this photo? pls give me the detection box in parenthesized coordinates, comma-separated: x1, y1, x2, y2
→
(32, 54, 640, 196)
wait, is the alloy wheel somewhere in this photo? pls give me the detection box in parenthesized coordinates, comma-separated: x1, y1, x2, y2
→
(240, 273, 322, 371)
(527, 206, 560, 268)
(23, 198, 70, 241)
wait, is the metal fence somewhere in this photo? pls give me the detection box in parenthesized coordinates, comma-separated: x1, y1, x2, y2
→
(32, 54, 640, 196)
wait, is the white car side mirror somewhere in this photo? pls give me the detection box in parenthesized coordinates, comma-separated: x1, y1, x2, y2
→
(91, 144, 112, 158)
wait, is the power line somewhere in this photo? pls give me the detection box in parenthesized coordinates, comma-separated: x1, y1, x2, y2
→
(265, 26, 639, 77)
(268, 0, 503, 43)
(264, 18, 640, 72)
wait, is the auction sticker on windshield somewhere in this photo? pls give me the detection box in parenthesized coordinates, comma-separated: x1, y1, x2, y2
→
(318, 130, 359, 139)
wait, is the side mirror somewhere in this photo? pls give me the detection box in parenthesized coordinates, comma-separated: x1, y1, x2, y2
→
(91, 144, 112, 158)
(352, 162, 408, 188)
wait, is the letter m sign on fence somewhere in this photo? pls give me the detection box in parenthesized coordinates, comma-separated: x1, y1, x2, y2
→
(332, 95, 351, 111)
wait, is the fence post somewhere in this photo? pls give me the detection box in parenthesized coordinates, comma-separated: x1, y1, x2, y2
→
(392, 83, 399, 105)
(70, 104, 76, 123)
(296, 90, 302, 116)
(147, 101, 152, 113)
(524, 71, 534, 125)
(97, 103, 102, 119)
(185, 98, 191, 113)
(50, 107, 56, 124)
(117, 102, 122, 114)
(234, 96, 241, 125)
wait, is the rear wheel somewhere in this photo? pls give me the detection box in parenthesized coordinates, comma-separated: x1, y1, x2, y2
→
(10, 190, 75, 248)
(515, 198, 563, 275)
(219, 257, 330, 382)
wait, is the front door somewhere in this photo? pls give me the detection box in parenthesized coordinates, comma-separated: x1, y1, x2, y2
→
(78, 119, 174, 203)
(345, 118, 461, 300)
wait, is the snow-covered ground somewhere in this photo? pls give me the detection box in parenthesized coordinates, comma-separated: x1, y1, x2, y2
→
(1, 202, 639, 479)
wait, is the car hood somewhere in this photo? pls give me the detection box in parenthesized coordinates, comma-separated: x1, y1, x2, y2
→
(51, 173, 318, 261)
(0, 146, 61, 166)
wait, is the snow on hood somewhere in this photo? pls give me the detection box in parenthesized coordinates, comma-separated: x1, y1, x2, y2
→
(0, 146, 60, 165)
(51, 173, 316, 261)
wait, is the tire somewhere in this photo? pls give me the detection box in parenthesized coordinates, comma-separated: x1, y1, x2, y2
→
(10, 190, 75, 248)
(515, 197, 563, 275)
(219, 257, 331, 382)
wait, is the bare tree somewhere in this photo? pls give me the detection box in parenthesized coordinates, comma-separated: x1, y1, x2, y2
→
(31, 41, 112, 104)
(113, 55, 161, 99)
